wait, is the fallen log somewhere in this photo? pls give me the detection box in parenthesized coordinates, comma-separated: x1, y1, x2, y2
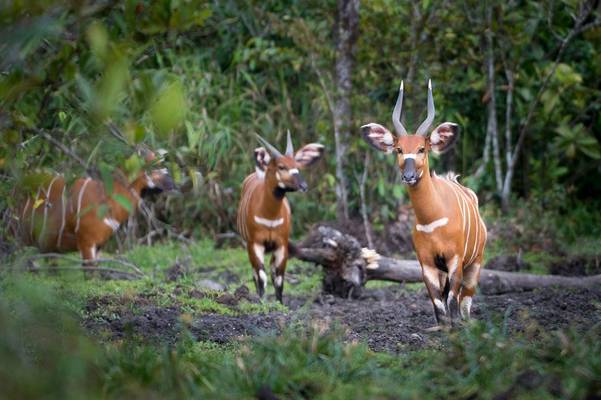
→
(291, 225, 601, 297)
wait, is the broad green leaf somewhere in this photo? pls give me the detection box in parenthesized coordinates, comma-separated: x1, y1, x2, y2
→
(112, 193, 133, 213)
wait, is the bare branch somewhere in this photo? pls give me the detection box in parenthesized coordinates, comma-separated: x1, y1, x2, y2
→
(25, 252, 145, 276)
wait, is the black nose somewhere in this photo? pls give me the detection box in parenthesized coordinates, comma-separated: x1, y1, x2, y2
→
(403, 171, 417, 181)
(402, 158, 417, 183)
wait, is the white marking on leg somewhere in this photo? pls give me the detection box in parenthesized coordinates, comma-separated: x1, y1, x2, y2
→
(254, 216, 284, 228)
(75, 178, 91, 233)
(90, 245, 96, 260)
(447, 290, 456, 310)
(463, 263, 481, 289)
(57, 185, 67, 249)
(416, 217, 448, 233)
(434, 299, 446, 315)
(275, 275, 283, 288)
(253, 243, 265, 265)
(103, 217, 120, 232)
(422, 266, 440, 292)
(274, 246, 286, 267)
(447, 255, 459, 277)
(258, 270, 267, 289)
(460, 296, 472, 319)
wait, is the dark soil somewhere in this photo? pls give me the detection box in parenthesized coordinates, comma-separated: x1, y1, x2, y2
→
(549, 255, 601, 276)
(84, 283, 601, 353)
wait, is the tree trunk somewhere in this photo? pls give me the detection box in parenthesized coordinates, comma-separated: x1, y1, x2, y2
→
(333, 0, 359, 222)
(485, 3, 503, 194)
(292, 225, 601, 297)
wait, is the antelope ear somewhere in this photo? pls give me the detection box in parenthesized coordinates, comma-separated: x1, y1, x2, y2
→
(361, 123, 396, 153)
(254, 147, 271, 173)
(295, 143, 324, 168)
(429, 122, 459, 155)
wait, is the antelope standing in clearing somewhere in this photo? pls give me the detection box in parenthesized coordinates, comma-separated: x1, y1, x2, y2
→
(237, 132, 324, 303)
(361, 80, 487, 325)
(15, 148, 174, 268)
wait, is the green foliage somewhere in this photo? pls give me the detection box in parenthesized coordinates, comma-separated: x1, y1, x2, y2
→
(1, 0, 600, 239)
(1, 275, 600, 399)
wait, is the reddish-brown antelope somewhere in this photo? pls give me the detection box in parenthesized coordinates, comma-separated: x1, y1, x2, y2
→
(237, 132, 324, 303)
(361, 80, 487, 325)
(15, 148, 174, 268)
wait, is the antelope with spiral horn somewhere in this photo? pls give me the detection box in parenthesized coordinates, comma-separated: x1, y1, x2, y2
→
(237, 132, 324, 303)
(14, 147, 175, 269)
(361, 80, 487, 325)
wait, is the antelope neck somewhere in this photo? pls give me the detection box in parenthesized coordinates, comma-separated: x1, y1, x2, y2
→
(257, 174, 287, 220)
(108, 173, 145, 223)
(406, 163, 445, 225)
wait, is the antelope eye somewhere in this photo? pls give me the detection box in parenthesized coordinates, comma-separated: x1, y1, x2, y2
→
(396, 148, 403, 154)
(278, 165, 287, 171)
(418, 147, 425, 154)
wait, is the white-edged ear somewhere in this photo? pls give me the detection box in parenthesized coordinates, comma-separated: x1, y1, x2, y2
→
(361, 123, 396, 153)
(295, 143, 324, 168)
(429, 122, 459, 155)
(254, 147, 271, 176)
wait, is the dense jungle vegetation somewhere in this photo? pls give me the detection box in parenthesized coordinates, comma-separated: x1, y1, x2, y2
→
(1, 0, 600, 398)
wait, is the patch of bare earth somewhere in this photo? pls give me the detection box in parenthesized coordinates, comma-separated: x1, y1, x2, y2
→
(84, 284, 601, 353)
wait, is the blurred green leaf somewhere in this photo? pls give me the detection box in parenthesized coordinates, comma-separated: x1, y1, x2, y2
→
(150, 80, 187, 137)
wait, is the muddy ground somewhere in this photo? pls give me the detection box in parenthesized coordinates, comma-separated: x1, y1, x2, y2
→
(84, 283, 601, 353)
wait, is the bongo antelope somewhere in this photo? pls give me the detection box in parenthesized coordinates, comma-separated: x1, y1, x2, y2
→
(361, 80, 487, 325)
(237, 132, 324, 303)
(15, 148, 174, 268)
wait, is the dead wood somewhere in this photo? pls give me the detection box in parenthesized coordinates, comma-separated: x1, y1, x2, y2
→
(292, 225, 601, 297)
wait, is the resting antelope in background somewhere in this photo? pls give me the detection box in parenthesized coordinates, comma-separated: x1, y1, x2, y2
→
(361, 80, 487, 325)
(14, 147, 174, 269)
(237, 132, 324, 303)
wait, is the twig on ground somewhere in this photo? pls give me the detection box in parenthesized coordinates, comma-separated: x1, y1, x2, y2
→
(25, 252, 145, 276)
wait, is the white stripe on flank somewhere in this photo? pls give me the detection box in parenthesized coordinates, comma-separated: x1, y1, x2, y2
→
(75, 178, 91, 233)
(30, 188, 41, 241)
(462, 187, 471, 263)
(468, 195, 480, 266)
(254, 215, 284, 228)
(448, 180, 469, 262)
(57, 185, 67, 249)
(416, 217, 448, 233)
(39, 176, 59, 247)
